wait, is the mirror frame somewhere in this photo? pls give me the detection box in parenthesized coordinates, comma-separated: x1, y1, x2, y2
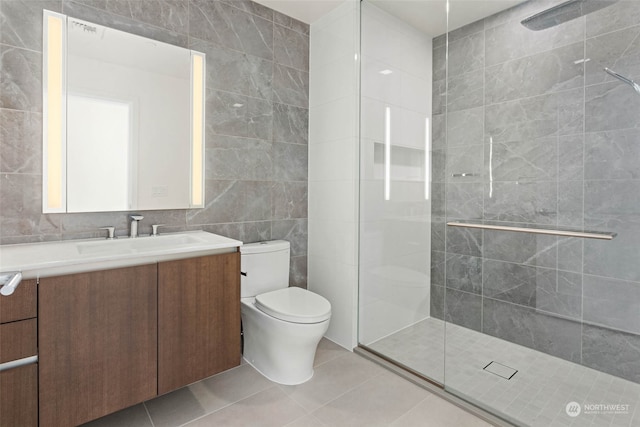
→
(42, 10, 205, 213)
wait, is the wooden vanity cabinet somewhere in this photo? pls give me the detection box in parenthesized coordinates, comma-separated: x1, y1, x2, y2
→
(158, 252, 241, 394)
(39, 264, 158, 427)
(0, 279, 38, 427)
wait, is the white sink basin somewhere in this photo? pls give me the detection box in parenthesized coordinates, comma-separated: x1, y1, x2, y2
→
(0, 231, 243, 279)
(76, 234, 203, 255)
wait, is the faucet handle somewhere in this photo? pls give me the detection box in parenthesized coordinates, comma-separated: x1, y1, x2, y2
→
(151, 224, 165, 236)
(99, 226, 116, 240)
(130, 214, 144, 221)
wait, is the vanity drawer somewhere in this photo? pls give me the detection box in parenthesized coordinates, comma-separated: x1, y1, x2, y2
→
(0, 319, 37, 364)
(0, 279, 37, 323)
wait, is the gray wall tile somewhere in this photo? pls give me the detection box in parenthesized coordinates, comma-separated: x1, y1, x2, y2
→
(584, 274, 640, 335)
(445, 289, 482, 332)
(273, 142, 308, 181)
(582, 324, 640, 384)
(272, 63, 309, 108)
(273, 24, 309, 72)
(272, 103, 308, 144)
(271, 181, 307, 220)
(0, 109, 42, 174)
(1, 0, 62, 51)
(0, 45, 42, 111)
(446, 254, 482, 294)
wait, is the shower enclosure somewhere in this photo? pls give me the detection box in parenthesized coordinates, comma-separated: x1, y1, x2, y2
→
(357, 0, 640, 425)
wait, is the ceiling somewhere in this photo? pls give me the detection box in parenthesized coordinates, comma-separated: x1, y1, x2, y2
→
(254, 0, 525, 36)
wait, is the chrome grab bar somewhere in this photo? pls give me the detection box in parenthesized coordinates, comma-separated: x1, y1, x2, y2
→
(446, 222, 616, 240)
(0, 271, 23, 296)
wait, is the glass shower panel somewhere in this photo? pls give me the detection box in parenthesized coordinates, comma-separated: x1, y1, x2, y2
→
(441, 0, 640, 426)
(358, 0, 444, 384)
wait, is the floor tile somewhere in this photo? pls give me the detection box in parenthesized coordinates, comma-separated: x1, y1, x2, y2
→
(80, 404, 153, 427)
(280, 351, 385, 411)
(311, 371, 431, 427)
(183, 386, 307, 427)
(145, 364, 273, 427)
(284, 414, 327, 427)
(390, 394, 493, 427)
(313, 338, 348, 367)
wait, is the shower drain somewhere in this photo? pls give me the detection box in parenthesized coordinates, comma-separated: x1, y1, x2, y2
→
(483, 361, 518, 380)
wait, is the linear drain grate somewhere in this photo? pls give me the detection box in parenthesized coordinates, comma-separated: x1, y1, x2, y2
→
(483, 361, 518, 380)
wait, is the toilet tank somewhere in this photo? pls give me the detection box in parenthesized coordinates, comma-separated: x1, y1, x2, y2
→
(240, 240, 290, 298)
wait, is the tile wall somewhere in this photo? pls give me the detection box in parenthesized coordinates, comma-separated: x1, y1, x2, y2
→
(431, 0, 640, 383)
(0, 0, 309, 287)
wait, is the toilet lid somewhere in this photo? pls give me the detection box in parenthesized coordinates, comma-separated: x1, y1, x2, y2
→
(255, 287, 331, 324)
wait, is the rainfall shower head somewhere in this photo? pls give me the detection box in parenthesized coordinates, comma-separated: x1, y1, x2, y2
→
(521, 0, 619, 31)
(604, 67, 640, 95)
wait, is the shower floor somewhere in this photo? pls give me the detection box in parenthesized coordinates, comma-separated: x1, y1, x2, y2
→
(366, 318, 640, 427)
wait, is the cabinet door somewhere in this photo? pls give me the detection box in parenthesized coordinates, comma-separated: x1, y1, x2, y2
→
(158, 252, 240, 395)
(0, 364, 38, 427)
(39, 264, 158, 427)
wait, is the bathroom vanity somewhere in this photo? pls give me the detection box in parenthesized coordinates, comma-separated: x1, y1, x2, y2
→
(0, 231, 242, 427)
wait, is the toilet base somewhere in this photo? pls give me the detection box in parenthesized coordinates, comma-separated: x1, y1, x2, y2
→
(241, 298, 330, 385)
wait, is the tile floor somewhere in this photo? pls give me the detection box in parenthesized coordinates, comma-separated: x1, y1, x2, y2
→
(82, 338, 493, 427)
(368, 318, 640, 427)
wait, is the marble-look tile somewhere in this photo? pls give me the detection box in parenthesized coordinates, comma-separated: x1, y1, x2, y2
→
(431, 217, 445, 252)
(432, 44, 445, 82)
(273, 10, 309, 36)
(483, 230, 557, 268)
(447, 107, 483, 148)
(132, 211, 187, 236)
(289, 255, 307, 288)
(220, 0, 273, 22)
(0, 45, 41, 111)
(586, 24, 640, 87)
(273, 103, 308, 144)
(557, 180, 583, 228)
(445, 289, 482, 332)
(430, 284, 445, 320)
(73, 0, 189, 35)
(274, 24, 309, 72)
(433, 33, 445, 49)
(585, 129, 640, 180)
(0, 173, 60, 238)
(273, 63, 309, 108)
(485, 89, 584, 143)
(448, 18, 484, 43)
(483, 259, 546, 308)
(582, 323, 640, 384)
(273, 142, 308, 181)
(244, 181, 273, 221)
(59, 211, 130, 237)
(486, 136, 557, 182)
(586, 81, 640, 133)
(583, 274, 640, 335)
(432, 79, 446, 115)
(447, 71, 484, 112)
(485, 10, 583, 67)
(247, 96, 273, 140)
(482, 298, 582, 363)
(430, 250, 445, 287)
(431, 182, 445, 217)
(431, 150, 446, 184)
(206, 90, 250, 138)
(193, 39, 273, 100)
(431, 113, 446, 151)
(446, 145, 483, 183)
(187, 180, 252, 225)
(485, 42, 584, 104)
(206, 135, 272, 181)
(445, 182, 483, 220)
(271, 181, 307, 220)
(558, 134, 583, 182)
(445, 226, 482, 257)
(0, 109, 41, 174)
(484, 181, 557, 225)
(557, 237, 583, 273)
(447, 30, 484, 78)
(63, 1, 187, 47)
(446, 253, 482, 295)
(199, 221, 271, 244)
(0, 0, 61, 51)
(81, 403, 152, 427)
(538, 270, 582, 320)
(189, 0, 273, 60)
(586, 0, 640, 38)
(271, 219, 307, 256)
(584, 226, 640, 283)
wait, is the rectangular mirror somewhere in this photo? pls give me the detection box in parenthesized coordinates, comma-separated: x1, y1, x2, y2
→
(43, 11, 205, 213)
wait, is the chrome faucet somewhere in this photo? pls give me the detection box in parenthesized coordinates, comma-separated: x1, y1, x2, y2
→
(129, 214, 144, 238)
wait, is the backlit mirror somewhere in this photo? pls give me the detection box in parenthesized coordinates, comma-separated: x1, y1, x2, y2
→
(43, 11, 205, 213)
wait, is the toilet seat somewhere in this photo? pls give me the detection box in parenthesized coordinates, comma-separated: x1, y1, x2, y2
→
(255, 287, 331, 324)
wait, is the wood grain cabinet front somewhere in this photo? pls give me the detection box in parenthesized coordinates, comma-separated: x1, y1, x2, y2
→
(158, 252, 241, 395)
(38, 264, 158, 427)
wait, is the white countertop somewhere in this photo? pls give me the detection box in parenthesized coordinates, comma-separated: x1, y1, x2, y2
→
(0, 230, 243, 279)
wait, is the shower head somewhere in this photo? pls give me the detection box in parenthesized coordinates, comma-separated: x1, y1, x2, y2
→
(604, 67, 640, 95)
(521, 0, 619, 31)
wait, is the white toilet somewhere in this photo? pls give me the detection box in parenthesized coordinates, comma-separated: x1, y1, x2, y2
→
(240, 240, 331, 385)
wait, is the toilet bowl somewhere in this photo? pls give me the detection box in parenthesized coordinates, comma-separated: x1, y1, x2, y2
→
(240, 241, 331, 385)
